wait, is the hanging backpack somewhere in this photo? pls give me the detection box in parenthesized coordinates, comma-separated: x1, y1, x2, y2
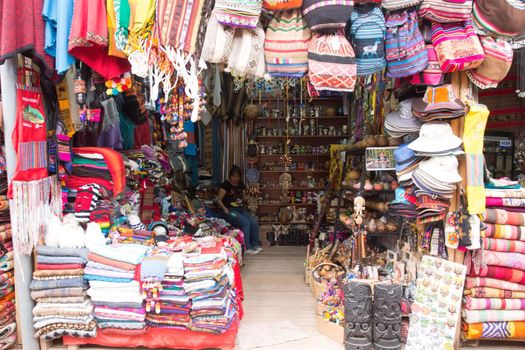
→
(418, 0, 473, 23)
(382, 0, 421, 11)
(215, 0, 263, 29)
(472, 0, 525, 39)
(263, 0, 302, 11)
(228, 24, 266, 78)
(201, 10, 235, 64)
(302, 0, 354, 34)
(431, 21, 485, 73)
(265, 10, 311, 78)
(308, 31, 357, 92)
(347, 6, 386, 76)
(409, 44, 444, 86)
(466, 36, 514, 90)
(385, 10, 428, 78)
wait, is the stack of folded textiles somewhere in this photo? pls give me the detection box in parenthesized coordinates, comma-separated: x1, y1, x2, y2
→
(145, 252, 191, 329)
(29, 246, 95, 340)
(86, 244, 149, 330)
(463, 179, 525, 340)
(183, 252, 237, 334)
(110, 227, 155, 246)
(0, 223, 16, 348)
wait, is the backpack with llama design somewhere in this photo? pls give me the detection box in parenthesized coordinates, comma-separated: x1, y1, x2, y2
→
(347, 6, 386, 76)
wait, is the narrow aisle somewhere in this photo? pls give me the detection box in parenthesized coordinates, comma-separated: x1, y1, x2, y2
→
(239, 246, 343, 350)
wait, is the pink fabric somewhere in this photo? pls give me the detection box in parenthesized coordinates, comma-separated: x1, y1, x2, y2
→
(484, 237, 525, 254)
(466, 277, 525, 292)
(486, 197, 525, 208)
(478, 251, 525, 273)
(469, 265, 525, 284)
(464, 296, 525, 311)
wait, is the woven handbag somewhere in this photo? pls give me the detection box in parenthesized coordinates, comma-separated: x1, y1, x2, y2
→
(418, 0, 473, 23)
(302, 0, 354, 34)
(472, 0, 525, 39)
(431, 21, 485, 73)
(409, 44, 444, 86)
(466, 36, 514, 90)
(382, 0, 421, 11)
(265, 10, 311, 78)
(215, 0, 263, 29)
(263, 0, 302, 11)
(228, 24, 266, 78)
(201, 10, 235, 64)
(308, 31, 357, 92)
(347, 6, 386, 76)
(385, 10, 428, 78)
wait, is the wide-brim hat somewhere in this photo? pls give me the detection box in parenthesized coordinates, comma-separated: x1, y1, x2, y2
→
(408, 122, 463, 153)
(395, 143, 420, 172)
(418, 156, 462, 183)
(411, 84, 465, 114)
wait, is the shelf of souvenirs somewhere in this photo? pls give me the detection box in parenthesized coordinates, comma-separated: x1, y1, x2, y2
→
(258, 154, 330, 157)
(259, 169, 329, 173)
(258, 202, 318, 206)
(258, 221, 312, 225)
(259, 187, 325, 191)
(256, 135, 347, 139)
(255, 115, 350, 120)
(341, 186, 396, 195)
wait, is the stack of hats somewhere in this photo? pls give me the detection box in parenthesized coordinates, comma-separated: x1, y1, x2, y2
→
(388, 188, 418, 219)
(412, 85, 465, 122)
(394, 143, 423, 188)
(408, 122, 464, 157)
(384, 98, 423, 138)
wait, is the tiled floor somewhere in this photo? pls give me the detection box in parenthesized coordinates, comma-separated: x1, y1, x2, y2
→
(240, 246, 525, 350)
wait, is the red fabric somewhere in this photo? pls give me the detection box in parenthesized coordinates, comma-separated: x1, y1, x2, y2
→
(68, 0, 130, 80)
(66, 175, 113, 194)
(73, 147, 126, 196)
(0, 0, 55, 79)
(63, 323, 238, 349)
(133, 120, 152, 148)
(36, 263, 84, 270)
(8, 85, 49, 199)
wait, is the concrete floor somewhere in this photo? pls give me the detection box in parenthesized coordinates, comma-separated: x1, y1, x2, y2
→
(240, 246, 525, 350)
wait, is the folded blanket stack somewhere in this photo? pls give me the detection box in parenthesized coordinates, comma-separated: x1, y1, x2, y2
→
(86, 244, 149, 330)
(110, 227, 155, 246)
(183, 252, 237, 334)
(463, 182, 525, 340)
(0, 222, 16, 348)
(29, 246, 95, 340)
(144, 252, 191, 329)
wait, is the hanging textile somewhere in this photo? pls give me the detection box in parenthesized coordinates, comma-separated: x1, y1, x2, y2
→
(9, 67, 61, 255)
(42, 0, 75, 75)
(156, 0, 206, 54)
(68, 0, 130, 80)
(0, 0, 55, 79)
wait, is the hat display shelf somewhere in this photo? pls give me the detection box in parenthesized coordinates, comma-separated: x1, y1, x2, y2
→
(247, 77, 351, 245)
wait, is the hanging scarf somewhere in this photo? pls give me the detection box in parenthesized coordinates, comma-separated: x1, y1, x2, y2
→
(114, 0, 131, 52)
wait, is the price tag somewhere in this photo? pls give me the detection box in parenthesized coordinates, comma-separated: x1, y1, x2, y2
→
(499, 140, 512, 148)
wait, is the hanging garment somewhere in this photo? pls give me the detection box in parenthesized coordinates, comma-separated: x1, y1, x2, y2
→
(42, 0, 75, 75)
(0, 0, 55, 79)
(106, 0, 127, 58)
(68, 0, 130, 80)
(156, 0, 206, 53)
(463, 104, 490, 215)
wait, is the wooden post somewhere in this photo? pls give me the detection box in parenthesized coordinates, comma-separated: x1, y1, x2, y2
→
(0, 58, 39, 349)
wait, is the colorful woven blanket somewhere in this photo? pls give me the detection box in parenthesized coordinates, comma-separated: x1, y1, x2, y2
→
(484, 209, 525, 226)
(483, 237, 525, 254)
(482, 251, 525, 271)
(464, 297, 525, 310)
(463, 310, 525, 324)
(469, 265, 525, 284)
(485, 224, 525, 241)
(487, 197, 525, 207)
(466, 277, 525, 292)
(465, 287, 525, 299)
(485, 189, 525, 199)
(463, 321, 525, 340)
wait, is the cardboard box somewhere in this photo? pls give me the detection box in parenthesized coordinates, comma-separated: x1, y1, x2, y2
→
(315, 316, 344, 344)
(316, 303, 344, 317)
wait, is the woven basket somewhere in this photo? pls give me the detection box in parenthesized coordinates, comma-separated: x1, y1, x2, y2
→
(310, 262, 341, 300)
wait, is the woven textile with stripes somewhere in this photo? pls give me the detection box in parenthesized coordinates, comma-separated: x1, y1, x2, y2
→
(418, 0, 473, 23)
(302, 0, 353, 34)
(308, 31, 356, 92)
(472, 0, 525, 38)
(265, 10, 311, 78)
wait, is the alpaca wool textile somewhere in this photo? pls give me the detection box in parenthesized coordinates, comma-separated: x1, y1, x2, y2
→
(466, 277, 525, 292)
(485, 224, 525, 241)
(484, 209, 525, 226)
(463, 310, 525, 324)
(0, 0, 55, 78)
(156, 0, 206, 54)
(483, 238, 525, 254)
(463, 321, 525, 340)
(465, 287, 525, 299)
(464, 297, 525, 311)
